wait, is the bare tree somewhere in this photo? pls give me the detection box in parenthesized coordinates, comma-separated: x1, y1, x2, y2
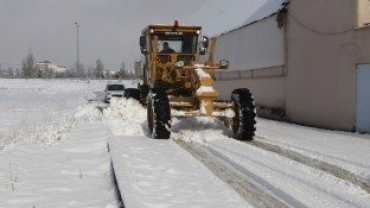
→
(86, 66, 94, 78)
(95, 58, 104, 78)
(15, 68, 21, 77)
(7, 67, 14, 77)
(74, 62, 85, 78)
(21, 52, 35, 77)
(104, 69, 112, 79)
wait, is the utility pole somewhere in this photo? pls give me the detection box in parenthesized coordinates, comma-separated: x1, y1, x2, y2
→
(75, 22, 81, 72)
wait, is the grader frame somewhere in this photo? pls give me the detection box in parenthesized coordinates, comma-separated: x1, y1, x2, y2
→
(139, 21, 256, 140)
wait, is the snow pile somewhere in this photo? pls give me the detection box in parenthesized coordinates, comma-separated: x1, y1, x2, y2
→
(172, 117, 232, 142)
(104, 98, 147, 136)
(195, 68, 211, 78)
(197, 86, 215, 94)
(0, 116, 76, 150)
(185, 0, 286, 37)
(75, 104, 103, 122)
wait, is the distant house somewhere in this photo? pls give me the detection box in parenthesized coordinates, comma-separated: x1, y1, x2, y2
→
(187, 0, 370, 133)
(35, 61, 67, 75)
(103, 69, 120, 78)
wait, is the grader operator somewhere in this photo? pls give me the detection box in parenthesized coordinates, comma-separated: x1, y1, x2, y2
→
(138, 21, 256, 140)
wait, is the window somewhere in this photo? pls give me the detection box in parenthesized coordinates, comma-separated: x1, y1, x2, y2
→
(156, 35, 198, 54)
(107, 84, 124, 91)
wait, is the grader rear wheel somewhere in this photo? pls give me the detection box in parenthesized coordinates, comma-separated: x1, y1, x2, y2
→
(231, 88, 256, 141)
(147, 88, 171, 139)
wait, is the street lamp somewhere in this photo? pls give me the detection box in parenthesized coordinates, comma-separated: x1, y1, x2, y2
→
(75, 22, 81, 72)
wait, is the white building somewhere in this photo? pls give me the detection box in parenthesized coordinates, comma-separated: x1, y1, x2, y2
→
(35, 61, 67, 74)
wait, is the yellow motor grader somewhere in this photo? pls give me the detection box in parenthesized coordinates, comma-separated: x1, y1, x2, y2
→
(138, 21, 256, 140)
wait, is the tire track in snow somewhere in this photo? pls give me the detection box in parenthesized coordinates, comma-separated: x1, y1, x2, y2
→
(174, 130, 370, 208)
(175, 139, 290, 208)
(251, 138, 370, 193)
(255, 136, 370, 169)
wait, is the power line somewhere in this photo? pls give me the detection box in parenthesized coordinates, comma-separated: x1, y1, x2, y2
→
(288, 11, 354, 36)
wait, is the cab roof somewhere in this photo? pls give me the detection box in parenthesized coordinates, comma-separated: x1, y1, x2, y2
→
(141, 24, 202, 35)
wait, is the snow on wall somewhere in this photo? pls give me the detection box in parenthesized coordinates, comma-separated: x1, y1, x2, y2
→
(215, 15, 285, 70)
(185, 0, 286, 37)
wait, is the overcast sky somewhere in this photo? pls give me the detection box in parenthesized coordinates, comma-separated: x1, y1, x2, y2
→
(0, 0, 209, 70)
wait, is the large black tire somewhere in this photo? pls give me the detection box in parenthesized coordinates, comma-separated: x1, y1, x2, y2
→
(147, 88, 171, 139)
(231, 88, 256, 141)
(124, 88, 141, 101)
(139, 84, 150, 106)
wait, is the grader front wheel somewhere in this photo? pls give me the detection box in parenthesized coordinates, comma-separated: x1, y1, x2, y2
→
(147, 88, 171, 139)
(231, 88, 256, 141)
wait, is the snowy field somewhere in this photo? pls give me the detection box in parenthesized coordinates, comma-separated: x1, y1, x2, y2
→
(1, 78, 370, 208)
(0, 79, 133, 207)
(0, 79, 104, 149)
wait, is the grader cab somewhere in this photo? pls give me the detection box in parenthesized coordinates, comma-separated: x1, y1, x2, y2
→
(139, 21, 256, 140)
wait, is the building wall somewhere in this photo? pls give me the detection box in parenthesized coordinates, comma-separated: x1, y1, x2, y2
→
(215, 15, 285, 70)
(356, 26, 370, 63)
(215, 75, 286, 118)
(213, 14, 287, 119)
(285, 0, 358, 130)
(212, 0, 370, 131)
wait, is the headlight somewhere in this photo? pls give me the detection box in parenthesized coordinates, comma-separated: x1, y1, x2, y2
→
(175, 61, 185, 68)
(219, 59, 229, 69)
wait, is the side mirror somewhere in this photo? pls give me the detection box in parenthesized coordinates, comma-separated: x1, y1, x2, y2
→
(140, 36, 146, 47)
(219, 59, 230, 69)
(140, 36, 147, 54)
(202, 36, 209, 48)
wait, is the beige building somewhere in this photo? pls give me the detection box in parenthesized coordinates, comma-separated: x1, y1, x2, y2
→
(190, 0, 370, 132)
(35, 61, 67, 74)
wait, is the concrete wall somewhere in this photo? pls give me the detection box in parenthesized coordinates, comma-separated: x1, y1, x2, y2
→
(213, 14, 287, 119)
(285, 0, 358, 130)
(212, 0, 370, 131)
(215, 75, 286, 118)
(215, 15, 285, 70)
(356, 26, 370, 63)
(358, 0, 370, 27)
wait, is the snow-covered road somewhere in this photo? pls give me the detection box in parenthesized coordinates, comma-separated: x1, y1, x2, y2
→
(109, 136, 251, 208)
(105, 97, 370, 208)
(254, 119, 370, 191)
